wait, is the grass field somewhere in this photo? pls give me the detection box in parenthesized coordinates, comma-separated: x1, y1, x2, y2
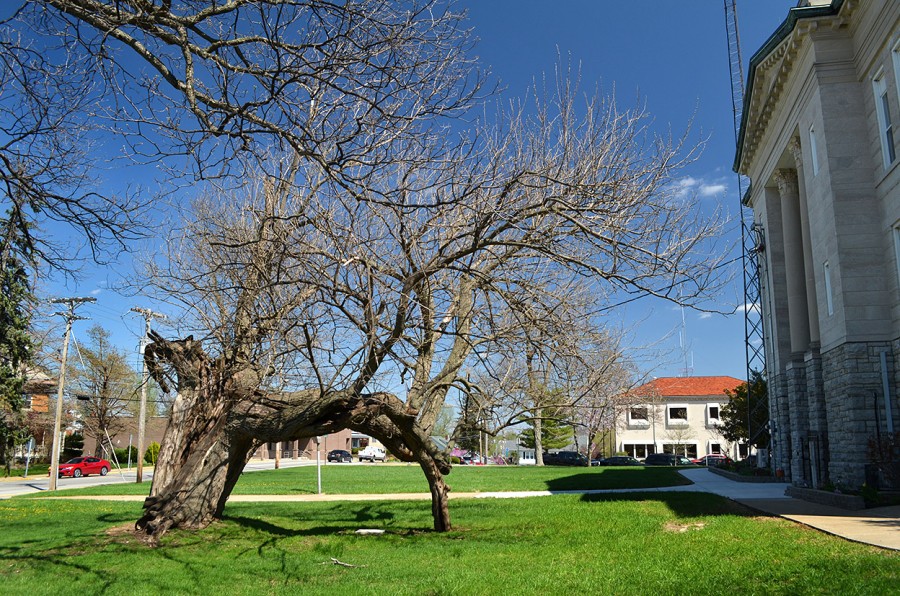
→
(25, 463, 691, 498)
(1, 489, 897, 595)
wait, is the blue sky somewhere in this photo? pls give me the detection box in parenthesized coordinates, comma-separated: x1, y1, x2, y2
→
(43, 1, 799, 380)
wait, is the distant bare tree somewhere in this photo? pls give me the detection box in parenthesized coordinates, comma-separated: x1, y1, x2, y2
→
(72, 325, 139, 457)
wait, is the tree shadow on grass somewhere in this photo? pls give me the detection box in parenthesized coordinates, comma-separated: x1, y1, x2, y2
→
(577, 491, 757, 519)
(223, 502, 410, 539)
(544, 468, 691, 491)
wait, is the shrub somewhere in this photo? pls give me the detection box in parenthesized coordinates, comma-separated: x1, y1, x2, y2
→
(113, 446, 138, 464)
(144, 442, 161, 465)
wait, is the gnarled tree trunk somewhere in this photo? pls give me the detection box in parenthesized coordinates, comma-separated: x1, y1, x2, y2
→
(137, 334, 454, 540)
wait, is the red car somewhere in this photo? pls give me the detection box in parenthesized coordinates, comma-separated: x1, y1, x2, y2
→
(55, 457, 111, 478)
(691, 454, 733, 467)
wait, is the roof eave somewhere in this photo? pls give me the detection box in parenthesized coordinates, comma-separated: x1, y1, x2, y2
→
(732, 0, 844, 174)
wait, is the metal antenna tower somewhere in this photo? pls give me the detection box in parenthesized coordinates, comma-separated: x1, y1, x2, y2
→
(724, 0, 768, 447)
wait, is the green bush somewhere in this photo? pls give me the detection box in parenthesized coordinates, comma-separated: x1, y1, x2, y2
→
(450, 456, 461, 465)
(112, 446, 138, 464)
(144, 442, 161, 465)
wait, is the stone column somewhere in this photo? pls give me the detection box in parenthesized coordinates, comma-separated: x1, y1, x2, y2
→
(774, 168, 810, 355)
(788, 138, 820, 344)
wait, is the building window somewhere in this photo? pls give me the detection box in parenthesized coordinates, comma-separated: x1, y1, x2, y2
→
(873, 70, 896, 169)
(662, 443, 697, 458)
(623, 443, 655, 459)
(709, 443, 722, 454)
(707, 404, 720, 425)
(808, 125, 819, 176)
(667, 405, 688, 425)
(893, 39, 900, 106)
(894, 222, 900, 289)
(629, 407, 648, 422)
(21, 393, 32, 410)
(824, 261, 834, 316)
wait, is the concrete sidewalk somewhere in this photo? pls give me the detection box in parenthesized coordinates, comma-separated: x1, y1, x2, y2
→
(677, 468, 900, 551)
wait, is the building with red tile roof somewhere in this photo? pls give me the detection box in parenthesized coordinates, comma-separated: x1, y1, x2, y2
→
(617, 376, 746, 461)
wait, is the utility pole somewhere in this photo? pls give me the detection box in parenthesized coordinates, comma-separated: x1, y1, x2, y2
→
(131, 307, 166, 483)
(48, 297, 95, 491)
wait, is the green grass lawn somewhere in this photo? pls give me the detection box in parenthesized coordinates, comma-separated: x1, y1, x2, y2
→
(1, 492, 896, 594)
(1, 463, 49, 478)
(26, 463, 690, 498)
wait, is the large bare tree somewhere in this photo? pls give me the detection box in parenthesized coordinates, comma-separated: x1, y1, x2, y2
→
(134, 74, 728, 539)
(8, 0, 729, 540)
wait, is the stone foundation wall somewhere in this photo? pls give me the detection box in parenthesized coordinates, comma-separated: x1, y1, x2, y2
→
(822, 341, 896, 487)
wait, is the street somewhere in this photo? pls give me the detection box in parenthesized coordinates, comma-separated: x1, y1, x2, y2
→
(0, 458, 320, 499)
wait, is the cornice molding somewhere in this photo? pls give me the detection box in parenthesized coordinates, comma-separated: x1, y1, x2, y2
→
(735, 1, 859, 175)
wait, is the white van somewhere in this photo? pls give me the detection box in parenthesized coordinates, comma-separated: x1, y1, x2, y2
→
(358, 446, 386, 462)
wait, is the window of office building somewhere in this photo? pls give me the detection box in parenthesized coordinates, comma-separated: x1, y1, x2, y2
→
(667, 405, 688, 424)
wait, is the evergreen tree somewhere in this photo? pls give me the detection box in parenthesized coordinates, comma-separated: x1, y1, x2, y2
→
(518, 407, 574, 452)
(0, 211, 35, 474)
(720, 371, 769, 448)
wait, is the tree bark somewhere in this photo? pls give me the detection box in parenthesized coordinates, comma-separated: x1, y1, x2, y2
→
(137, 334, 455, 539)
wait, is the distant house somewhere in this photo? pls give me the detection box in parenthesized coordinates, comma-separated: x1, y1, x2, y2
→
(22, 368, 55, 413)
(617, 376, 744, 461)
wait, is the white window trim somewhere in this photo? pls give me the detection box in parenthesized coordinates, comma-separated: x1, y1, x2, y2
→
(873, 68, 896, 170)
(666, 403, 689, 426)
(808, 124, 819, 176)
(824, 261, 834, 316)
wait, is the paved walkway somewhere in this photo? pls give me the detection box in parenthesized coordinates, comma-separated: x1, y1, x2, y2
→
(25, 466, 900, 551)
(676, 468, 900, 551)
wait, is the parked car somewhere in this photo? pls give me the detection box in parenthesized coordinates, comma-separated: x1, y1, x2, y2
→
(644, 454, 695, 466)
(645, 453, 678, 466)
(603, 456, 643, 466)
(692, 454, 733, 467)
(53, 457, 111, 478)
(327, 449, 353, 463)
(590, 457, 608, 467)
(543, 451, 588, 466)
(357, 445, 387, 462)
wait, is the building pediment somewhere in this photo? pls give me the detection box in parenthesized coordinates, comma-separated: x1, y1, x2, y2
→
(735, 0, 857, 175)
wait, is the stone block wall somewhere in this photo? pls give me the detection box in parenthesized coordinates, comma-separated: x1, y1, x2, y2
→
(822, 341, 895, 487)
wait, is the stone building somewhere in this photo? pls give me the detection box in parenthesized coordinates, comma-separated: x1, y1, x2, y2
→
(735, 0, 900, 487)
(618, 376, 744, 461)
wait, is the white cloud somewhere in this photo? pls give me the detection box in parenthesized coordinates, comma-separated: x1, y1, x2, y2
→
(698, 312, 714, 319)
(699, 183, 726, 197)
(736, 302, 760, 314)
(90, 288, 103, 296)
(670, 175, 731, 200)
